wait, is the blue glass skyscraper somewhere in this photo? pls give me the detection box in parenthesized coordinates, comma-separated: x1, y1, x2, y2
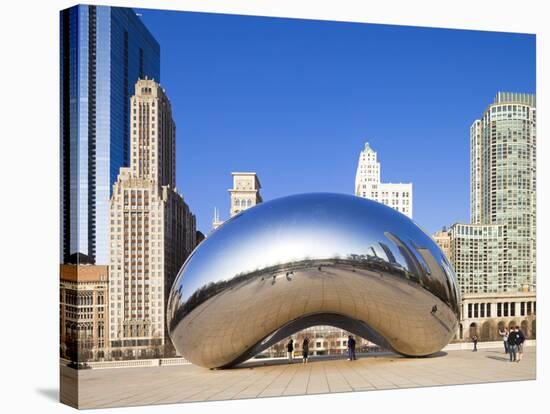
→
(61, 5, 160, 264)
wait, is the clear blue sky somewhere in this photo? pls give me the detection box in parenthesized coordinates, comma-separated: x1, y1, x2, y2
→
(136, 8, 535, 235)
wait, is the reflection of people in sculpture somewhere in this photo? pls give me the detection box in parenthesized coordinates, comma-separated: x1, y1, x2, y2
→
(287, 339, 294, 363)
(431, 305, 437, 315)
(302, 337, 310, 364)
(471, 335, 478, 352)
(347, 335, 357, 361)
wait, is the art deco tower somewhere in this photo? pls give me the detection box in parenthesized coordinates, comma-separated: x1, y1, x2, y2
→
(354, 143, 413, 218)
(108, 79, 196, 358)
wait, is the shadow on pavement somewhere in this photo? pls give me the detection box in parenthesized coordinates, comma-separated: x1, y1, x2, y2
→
(486, 355, 511, 362)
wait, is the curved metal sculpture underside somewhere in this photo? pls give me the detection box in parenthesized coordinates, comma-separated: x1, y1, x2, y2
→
(168, 193, 461, 368)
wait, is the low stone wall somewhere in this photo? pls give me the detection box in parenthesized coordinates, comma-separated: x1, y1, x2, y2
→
(60, 357, 190, 370)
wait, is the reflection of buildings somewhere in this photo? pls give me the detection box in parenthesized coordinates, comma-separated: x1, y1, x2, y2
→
(354, 143, 413, 218)
(378, 242, 397, 264)
(384, 232, 424, 280)
(60, 264, 109, 362)
(212, 172, 263, 230)
(60, 5, 160, 265)
(470, 92, 536, 292)
(456, 292, 536, 342)
(108, 79, 196, 359)
(384, 231, 459, 313)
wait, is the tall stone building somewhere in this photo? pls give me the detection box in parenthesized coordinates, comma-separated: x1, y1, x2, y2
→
(354, 143, 413, 218)
(108, 79, 196, 359)
(470, 92, 536, 292)
(60, 264, 109, 362)
(229, 172, 263, 218)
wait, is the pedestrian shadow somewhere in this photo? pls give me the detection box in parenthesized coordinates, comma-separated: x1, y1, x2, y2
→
(486, 355, 510, 362)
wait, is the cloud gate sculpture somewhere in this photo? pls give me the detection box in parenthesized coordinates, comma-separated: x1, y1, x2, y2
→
(167, 193, 460, 368)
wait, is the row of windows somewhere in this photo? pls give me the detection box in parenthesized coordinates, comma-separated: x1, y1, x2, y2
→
(466, 301, 536, 318)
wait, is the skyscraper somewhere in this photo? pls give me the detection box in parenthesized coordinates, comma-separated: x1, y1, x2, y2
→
(470, 92, 536, 291)
(354, 143, 413, 218)
(60, 5, 160, 265)
(108, 79, 196, 359)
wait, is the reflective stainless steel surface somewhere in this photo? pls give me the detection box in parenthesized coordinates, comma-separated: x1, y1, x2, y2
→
(168, 193, 460, 368)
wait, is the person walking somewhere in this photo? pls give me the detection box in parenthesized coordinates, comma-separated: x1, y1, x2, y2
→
(499, 327, 509, 354)
(302, 337, 310, 364)
(515, 326, 525, 362)
(287, 339, 294, 363)
(507, 327, 518, 362)
(347, 335, 357, 361)
(472, 335, 478, 352)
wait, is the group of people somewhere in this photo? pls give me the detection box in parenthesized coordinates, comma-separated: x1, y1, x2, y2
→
(499, 326, 526, 362)
(286, 335, 357, 364)
(472, 326, 526, 362)
(286, 338, 310, 364)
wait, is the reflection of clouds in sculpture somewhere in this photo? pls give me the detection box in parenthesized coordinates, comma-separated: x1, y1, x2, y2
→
(168, 193, 460, 369)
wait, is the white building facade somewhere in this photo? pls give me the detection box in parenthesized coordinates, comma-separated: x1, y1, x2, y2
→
(212, 172, 263, 230)
(354, 143, 413, 218)
(229, 172, 263, 218)
(108, 79, 196, 359)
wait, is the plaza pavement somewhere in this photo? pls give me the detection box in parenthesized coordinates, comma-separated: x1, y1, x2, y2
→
(61, 346, 536, 409)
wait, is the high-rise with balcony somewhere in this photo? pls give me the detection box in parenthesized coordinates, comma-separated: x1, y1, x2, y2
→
(470, 92, 536, 292)
(108, 79, 196, 359)
(60, 5, 160, 265)
(354, 143, 413, 218)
